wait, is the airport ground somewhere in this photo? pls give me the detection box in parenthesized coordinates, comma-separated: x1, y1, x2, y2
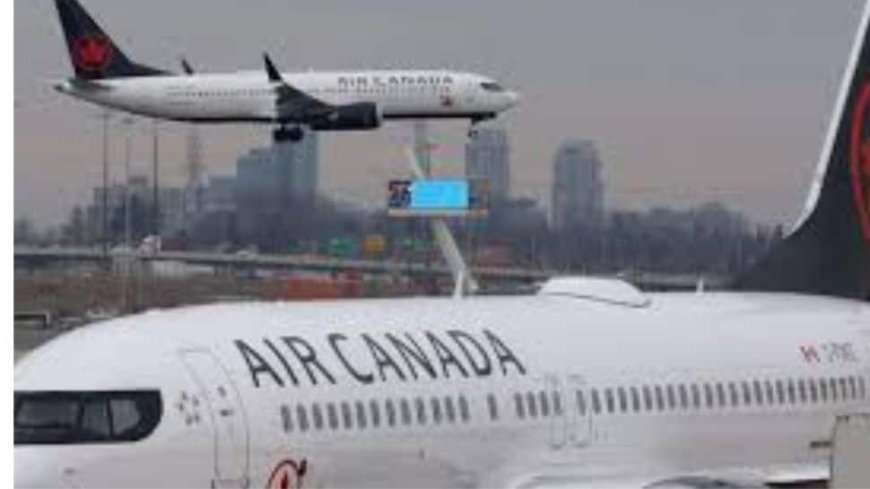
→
(13, 264, 456, 358)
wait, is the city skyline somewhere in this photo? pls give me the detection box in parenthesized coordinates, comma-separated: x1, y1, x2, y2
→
(15, 0, 864, 229)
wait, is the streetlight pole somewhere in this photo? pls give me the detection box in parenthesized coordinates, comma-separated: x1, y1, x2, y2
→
(101, 110, 110, 260)
(123, 117, 133, 250)
(151, 120, 160, 237)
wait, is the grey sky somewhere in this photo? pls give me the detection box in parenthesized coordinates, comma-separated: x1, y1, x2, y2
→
(14, 0, 864, 228)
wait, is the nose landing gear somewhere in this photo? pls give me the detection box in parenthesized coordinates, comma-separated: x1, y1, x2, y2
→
(468, 113, 496, 139)
(273, 125, 304, 143)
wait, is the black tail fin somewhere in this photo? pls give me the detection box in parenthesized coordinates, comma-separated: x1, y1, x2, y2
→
(53, 0, 166, 79)
(734, 2, 870, 300)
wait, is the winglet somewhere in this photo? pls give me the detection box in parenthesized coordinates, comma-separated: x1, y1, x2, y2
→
(263, 53, 282, 83)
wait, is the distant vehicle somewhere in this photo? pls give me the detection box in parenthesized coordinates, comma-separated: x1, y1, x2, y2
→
(137, 235, 161, 255)
(51, 0, 519, 143)
(14, 2, 870, 489)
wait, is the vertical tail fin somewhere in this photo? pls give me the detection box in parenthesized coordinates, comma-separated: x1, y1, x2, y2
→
(53, 0, 166, 79)
(734, 2, 870, 300)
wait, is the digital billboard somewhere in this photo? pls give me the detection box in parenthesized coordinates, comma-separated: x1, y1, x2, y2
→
(388, 179, 489, 217)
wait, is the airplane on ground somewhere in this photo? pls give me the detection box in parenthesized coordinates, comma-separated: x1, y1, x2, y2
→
(15, 1, 870, 488)
(51, 0, 519, 143)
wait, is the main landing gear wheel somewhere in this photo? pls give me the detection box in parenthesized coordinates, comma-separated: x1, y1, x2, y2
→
(273, 126, 304, 143)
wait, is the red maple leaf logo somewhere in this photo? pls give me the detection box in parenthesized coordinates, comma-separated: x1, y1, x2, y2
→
(860, 139, 870, 212)
(849, 80, 870, 250)
(73, 35, 112, 72)
(267, 459, 307, 489)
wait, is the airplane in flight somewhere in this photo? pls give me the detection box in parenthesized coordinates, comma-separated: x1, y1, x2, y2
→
(15, 2, 870, 489)
(51, 0, 519, 143)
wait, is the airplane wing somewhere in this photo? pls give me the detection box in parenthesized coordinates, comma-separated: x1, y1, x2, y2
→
(262, 53, 333, 122)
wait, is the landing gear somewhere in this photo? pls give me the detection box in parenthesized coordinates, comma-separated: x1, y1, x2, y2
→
(273, 125, 304, 143)
(467, 113, 496, 139)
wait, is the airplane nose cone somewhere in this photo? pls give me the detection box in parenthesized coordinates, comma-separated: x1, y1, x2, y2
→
(505, 91, 520, 108)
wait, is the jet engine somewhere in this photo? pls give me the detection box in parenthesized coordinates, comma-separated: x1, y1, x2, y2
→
(310, 102, 382, 131)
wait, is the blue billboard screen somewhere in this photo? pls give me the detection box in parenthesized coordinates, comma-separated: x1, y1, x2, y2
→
(409, 180, 469, 210)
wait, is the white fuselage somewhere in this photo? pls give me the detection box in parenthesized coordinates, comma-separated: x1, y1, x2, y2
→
(14, 290, 870, 488)
(55, 70, 519, 124)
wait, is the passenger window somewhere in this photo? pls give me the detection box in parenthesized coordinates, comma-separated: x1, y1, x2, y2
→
(444, 396, 456, 423)
(552, 391, 563, 416)
(859, 377, 867, 399)
(849, 377, 858, 399)
(431, 397, 443, 425)
(458, 396, 470, 422)
(526, 392, 538, 418)
(704, 384, 714, 409)
(655, 385, 665, 411)
(716, 383, 726, 408)
(577, 390, 587, 416)
(369, 400, 381, 428)
(741, 381, 752, 406)
(415, 397, 427, 425)
(753, 380, 763, 406)
(729, 382, 740, 407)
(400, 399, 412, 426)
(617, 387, 628, 413)
(630, 387, 640, 412)
(327, 403, 338, 430)
(281, 405, 292, 433)
(514, 393, 525, 419)
(488, 394, 499, 420)
(798, 379, 807, 404)
(355, 401, 367, 429)
(642, 386, 653, 412)
(809, 379, 818, 403)
(776, 380, 785, 404)
(819, 379, 829, 402)
(296, 405, 309, 433)
(591, 389, 602, 414)
(678, 384, 688, 410)
(341, 402, 353, 429)
(840, 378, 849, 400)
(385, 399, 397, 427)
(764, 381, 774, 405)
(539, 391, 550, 417)
(605, 389, 615, 413)
(666, 385, 676, 410)
(311, 404, 324, 430)
(830, 378, 839, 401)
(787, 380, 796, 404)
(690, 384, 700, 409)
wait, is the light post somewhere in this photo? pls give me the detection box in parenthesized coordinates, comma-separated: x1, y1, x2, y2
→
(100, 110, 111, 261)
(123, 117, 134, 251)
(151, 120, 160, 237)
(121, 117, 135, 312)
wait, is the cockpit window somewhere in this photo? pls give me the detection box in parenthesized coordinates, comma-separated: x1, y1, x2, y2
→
(14, 390, 162, 445)
(480, 82, 505, 92)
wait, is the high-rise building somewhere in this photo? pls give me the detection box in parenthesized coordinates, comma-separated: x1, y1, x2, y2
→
(465, 127, 510, 204)
(551, 140, 604, 230)
(235, 131, 319, 243)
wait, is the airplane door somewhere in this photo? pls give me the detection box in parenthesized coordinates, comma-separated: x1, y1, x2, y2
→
(565, 374, 591, 447)
(180, 349, 250, 488)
